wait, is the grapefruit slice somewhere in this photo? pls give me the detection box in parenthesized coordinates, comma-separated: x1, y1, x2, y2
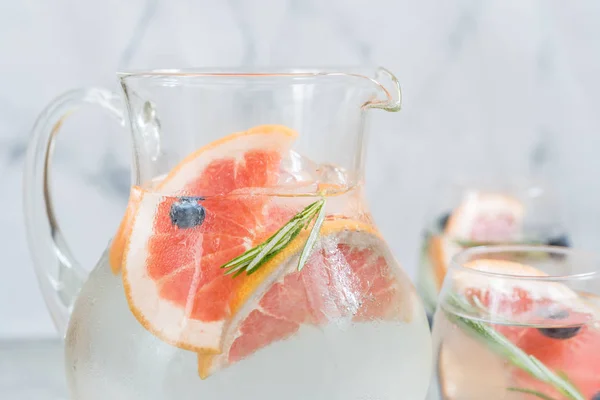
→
(120, 125, 299, 352)
(438, 259, 600, 399)
(429, 192, 525, 289)
(197, 218, 411, 378)
(445, 192, 524, 242)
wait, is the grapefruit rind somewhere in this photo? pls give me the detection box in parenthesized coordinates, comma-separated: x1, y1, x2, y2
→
(197, 219, 410, 379)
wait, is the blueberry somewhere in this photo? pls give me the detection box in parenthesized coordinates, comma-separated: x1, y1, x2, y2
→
(427, 314, 434, 330)
(546, 234, 571, 259)
(538, 310, 582, 340)
(169, 197, 206, 229)
(539, 325, 581, 340)
(438, 212, 451, 231)
(592, 392, 600, 400)
(546, 234, 571, 248)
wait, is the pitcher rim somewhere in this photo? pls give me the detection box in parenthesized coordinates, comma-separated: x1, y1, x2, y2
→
(117, 66, 402, 111)
(117, 66, 385, 78)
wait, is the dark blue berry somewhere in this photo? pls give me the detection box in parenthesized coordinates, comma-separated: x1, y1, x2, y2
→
(438, 212, 451, 231)
(546, 234, 571, 259)
(427, 313, 434, 330)
(591, 392, 600, 400)
(538, 310, 581, 340)
(539, 325, 581, 339)
(169, 197, 205, 229)
(546, 234, 571, 248)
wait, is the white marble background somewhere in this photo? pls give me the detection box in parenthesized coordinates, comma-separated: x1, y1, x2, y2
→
(1, 0, 599, 339)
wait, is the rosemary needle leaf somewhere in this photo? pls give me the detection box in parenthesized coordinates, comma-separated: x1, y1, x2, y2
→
(507, 388, 557, 400)
(221, 245, 264, 270)
(297, 199, 326, 271)
(270, 223, 305, 254)
(223, 261, 250, 276)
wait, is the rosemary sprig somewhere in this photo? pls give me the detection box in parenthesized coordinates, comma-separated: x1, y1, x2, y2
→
(221, 199, 326, 276)
(446, 294, 585, 400)
(297, 197, 326, 271)
(507, 387, 557, 400)
(454, 239, 538, 248)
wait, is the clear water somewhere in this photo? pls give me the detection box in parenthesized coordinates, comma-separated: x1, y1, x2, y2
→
(65, 185, 432, 400)
(66, 254, 431, 400)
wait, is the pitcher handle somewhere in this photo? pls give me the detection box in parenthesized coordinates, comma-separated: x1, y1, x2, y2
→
(23, 88, 124, 335)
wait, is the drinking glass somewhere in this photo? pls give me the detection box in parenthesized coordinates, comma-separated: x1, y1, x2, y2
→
(428, 245, 600, 400)
(417, 180, 571, 317)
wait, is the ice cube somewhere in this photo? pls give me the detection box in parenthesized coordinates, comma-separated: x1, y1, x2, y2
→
(278, 150, 319, 186)
(277, 152, 352, 195)
(316, 163, 348, 187)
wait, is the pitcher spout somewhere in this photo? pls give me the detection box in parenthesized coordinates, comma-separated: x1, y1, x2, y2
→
(362, 67, 402, 112)
(318, 67, 401, 112)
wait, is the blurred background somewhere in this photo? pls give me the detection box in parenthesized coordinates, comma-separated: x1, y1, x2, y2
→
(2, 0, 600, 344)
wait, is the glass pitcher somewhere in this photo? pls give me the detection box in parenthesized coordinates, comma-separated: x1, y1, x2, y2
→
(23, 68, 431, 400)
